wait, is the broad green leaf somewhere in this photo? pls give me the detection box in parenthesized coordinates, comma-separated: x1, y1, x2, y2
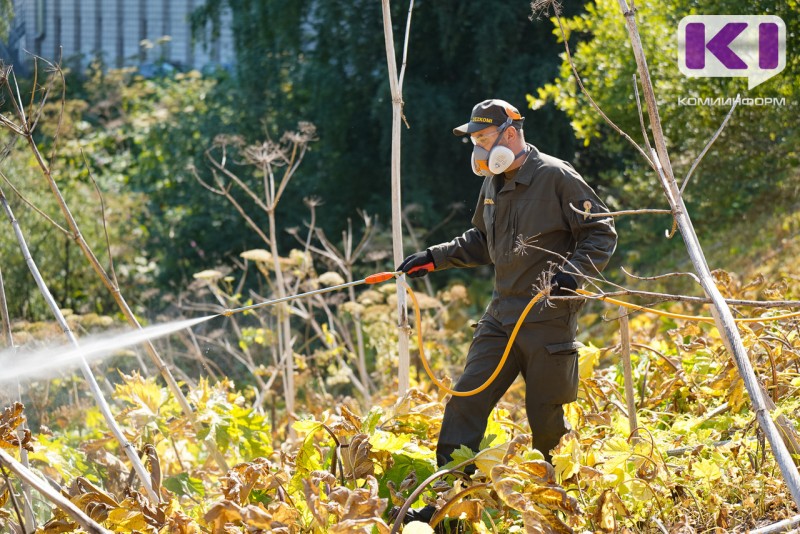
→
(164, 473, 206, 498)
(448, 445, 476, 467)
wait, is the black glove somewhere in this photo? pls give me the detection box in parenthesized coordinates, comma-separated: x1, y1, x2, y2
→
(552, 272, 578, 296)
(397, 250, 435, 278)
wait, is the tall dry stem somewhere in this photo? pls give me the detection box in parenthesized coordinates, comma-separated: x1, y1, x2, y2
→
(203, 125, 316, 433)
(381, 0, 416, 395)
(311, 212, 376, 399)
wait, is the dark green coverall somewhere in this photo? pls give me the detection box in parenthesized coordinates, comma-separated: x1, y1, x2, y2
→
(427, 144, 617, 466)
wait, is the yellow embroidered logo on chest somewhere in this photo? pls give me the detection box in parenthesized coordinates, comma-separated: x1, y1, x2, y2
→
(484, 198, 495, 205)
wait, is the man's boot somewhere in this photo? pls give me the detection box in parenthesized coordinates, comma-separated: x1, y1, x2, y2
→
(391, 503, 436, 524)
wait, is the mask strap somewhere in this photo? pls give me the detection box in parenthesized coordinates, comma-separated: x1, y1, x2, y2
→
(489, 118, 513, 150)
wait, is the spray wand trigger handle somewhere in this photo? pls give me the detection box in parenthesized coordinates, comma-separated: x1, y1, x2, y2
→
(407, 262, 435, 275)
(365, 272, 396, 284)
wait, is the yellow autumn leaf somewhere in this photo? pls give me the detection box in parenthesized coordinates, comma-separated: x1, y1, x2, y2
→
(292, 419, 322, 435)
(369, 430, 411, 453)
(106, 507, 148, 531)
(627, 478, 656, 501)
(551, 431, 581, 483)
(114, 373, 167, 416)
(578, 343, 602, 379)
(601, 435, 632, 472)
(692, 458, 722, 483)
(564, 402, 583, 429)
(474, 444, 508, 475)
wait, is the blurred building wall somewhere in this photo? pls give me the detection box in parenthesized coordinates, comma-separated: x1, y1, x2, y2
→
(3, 0, 235, 74)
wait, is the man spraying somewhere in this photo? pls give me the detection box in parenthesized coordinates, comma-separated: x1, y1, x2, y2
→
(396, 99, 617, 523)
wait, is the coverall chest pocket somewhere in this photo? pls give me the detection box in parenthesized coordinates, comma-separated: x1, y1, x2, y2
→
(511, 198, 563, 245)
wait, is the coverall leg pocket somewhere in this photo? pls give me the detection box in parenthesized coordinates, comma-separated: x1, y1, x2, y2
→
(540, 340, 581, 404)
(524, 327, 582, 406)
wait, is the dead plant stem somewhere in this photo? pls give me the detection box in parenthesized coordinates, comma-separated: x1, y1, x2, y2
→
(618, 306, 638, 438)
(0, 448, 111, 534)
(381, 0, 413, 395)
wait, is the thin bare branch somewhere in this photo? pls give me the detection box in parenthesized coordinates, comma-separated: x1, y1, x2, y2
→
(291, 198, 319, 295)
(0, 65, 27, 133)
(27, 57, 39, 129)
(24, 57, 60, 135)
(274, 131, 314, 206)
(174, 330, 221, 380)
(402, 208, 435, 296)
(0, 168, 70, 235)
(46, 55, 67, 171)
(0, 463, 26, 532)
(398, 0, 416, 91)
(630, 343, 681, 374)
(621, 265, 701, 285)
(618, 307, 638, 438)
(83, 151, 119, 287)
(553, 286, 800, 310)
(205, 147, 272, 213)
(514, 239, 610, 296)
(0, 268, 11, 347)
(0, 449, 111, 534)
(551, 10, 655, 171)
(8, 67, 27, 128)
(569, 202, 671, 218)
(680, 94, 739, 195)
(633, 73, 654, 159)
(352, 212, 373, 259)
(272, 141, 298, 201)
(193, 166, 272, 246)
(192, 166, 229, 195)
(0, 113, 25, 136)
(312, 228, 349, 273)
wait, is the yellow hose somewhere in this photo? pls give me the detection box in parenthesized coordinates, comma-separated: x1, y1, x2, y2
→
(575, 288, 800, 323)
(402, 282, 800, 398)
(402, 281, 545, 397)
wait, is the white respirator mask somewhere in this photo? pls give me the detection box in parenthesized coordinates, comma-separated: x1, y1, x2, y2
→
(470, 119, 526, 177)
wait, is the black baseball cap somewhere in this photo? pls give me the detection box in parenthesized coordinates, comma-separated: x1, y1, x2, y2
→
(453, 99, 525, 136)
